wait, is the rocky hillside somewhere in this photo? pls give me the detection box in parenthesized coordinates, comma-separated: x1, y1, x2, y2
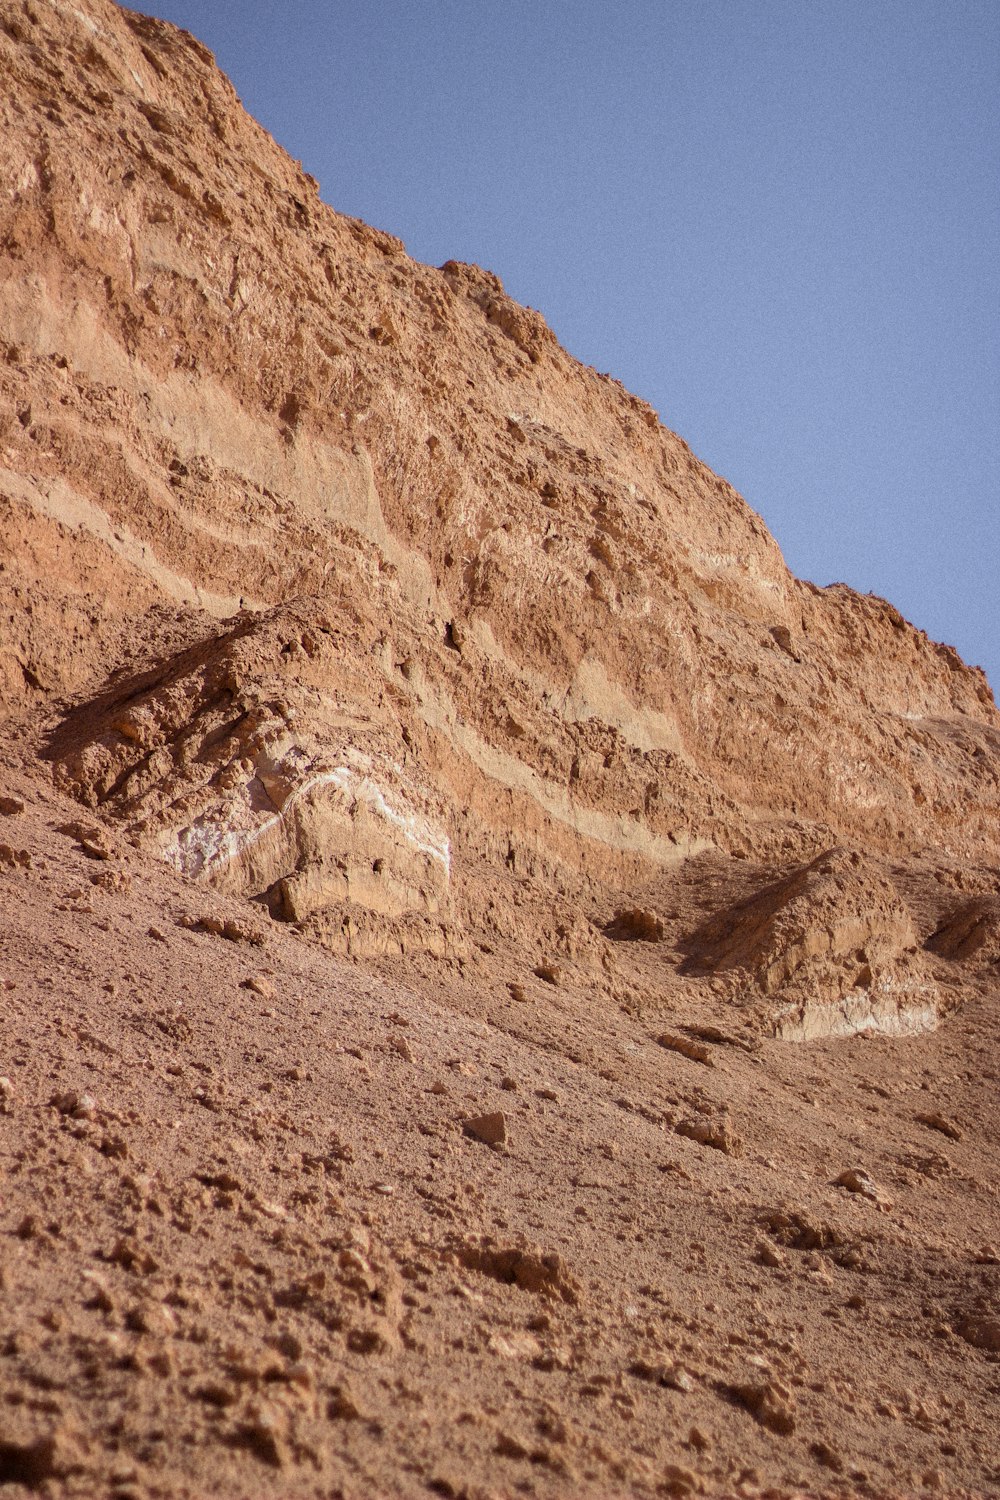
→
(0, 3, 998, 1498)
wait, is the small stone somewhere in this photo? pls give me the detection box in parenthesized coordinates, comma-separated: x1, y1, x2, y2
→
(755, 1240, 784, 1268)
(80, 833, 113, 860)
(629, 1358, 693, 1391)
(193, 1380, 238, 1408)
(0, 796, 25, 815)
(657, 1033, 714, 1067)
(0, 1076, 15, 1114)
(500, 1076, 517, 1091)
(675, 1116, 742, 1157)
(232, 1405, 286, 1467)
(51, 1090, 98, 1121)
(327, 1383, 364, 1421)
(729, 1374, 796, 1434)
(242, 975, 275, 999)
(0, 844, 32, 870)
(956, 1313, 1000, 1352)
(533, 963, 561, 985)
(125, 1302, 176, 1337)
(811, 1440, 843, 1472)
(660, 1462, 702, 1496)
(462, 1111, 507, 1147)
(488, 1330, 542, 1360)
(607, 907, 664, 942)
(429, 1080, 448, 1095)
(835, 1167, 889, 1206)
(916, 1111, 963, 1142)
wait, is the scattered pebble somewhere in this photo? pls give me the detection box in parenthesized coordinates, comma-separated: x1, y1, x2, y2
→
(242, 975, 276, 999)
(51, 1090, 98, 1121)
(916, 1111, 963, 1141)
(835, 1168, 890, 1206)
(657, 1033, 715, 1067)
(462, 1111, 507, 1148)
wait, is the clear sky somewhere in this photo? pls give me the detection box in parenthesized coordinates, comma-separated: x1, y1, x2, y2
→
(134, 0, 1000, 693)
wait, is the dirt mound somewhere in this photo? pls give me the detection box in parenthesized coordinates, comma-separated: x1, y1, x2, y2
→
(684, 848, 939, 1039)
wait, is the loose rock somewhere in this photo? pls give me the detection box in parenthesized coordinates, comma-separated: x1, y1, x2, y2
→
(462, 1111, 507, 1147)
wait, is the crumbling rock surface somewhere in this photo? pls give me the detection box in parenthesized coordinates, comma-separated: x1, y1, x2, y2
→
(0, 3, 998, 1498)
(683, 848, 941, 1039)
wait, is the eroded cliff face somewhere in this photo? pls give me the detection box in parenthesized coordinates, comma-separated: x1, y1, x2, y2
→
(3, 6, 1000, 1499)
(2, 0, 999, 1037)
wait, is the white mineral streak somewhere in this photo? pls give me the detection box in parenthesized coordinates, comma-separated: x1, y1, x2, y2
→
(773, 977, 939, 1042)
(163, 761, 450, 881)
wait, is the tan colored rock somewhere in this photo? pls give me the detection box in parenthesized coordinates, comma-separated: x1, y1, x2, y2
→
(462, 1111, 507, 1147)
(657, 1033, 715, 1066)
(836, 1168, 890, 1208)
(916, 1111, 964, 1142)
(729, 1373, 796, 1434)
(956, 1314, 1000, 1352)
(607, 908, 664, 942)
(675, 1116, 742, 1156)
(927, 897, 1000, 967)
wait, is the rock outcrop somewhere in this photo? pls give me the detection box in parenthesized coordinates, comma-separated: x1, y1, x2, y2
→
(2, 0, 998, 1028)
(683, 847, 939, 1039)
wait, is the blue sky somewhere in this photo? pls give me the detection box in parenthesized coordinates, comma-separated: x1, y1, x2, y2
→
(135, 0, 999, 692)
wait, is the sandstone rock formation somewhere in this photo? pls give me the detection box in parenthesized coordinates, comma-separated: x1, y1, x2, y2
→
(683, 848, 940, 1040)
(0, 3, 998, 1498)
(4, 0, 999, 1034)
